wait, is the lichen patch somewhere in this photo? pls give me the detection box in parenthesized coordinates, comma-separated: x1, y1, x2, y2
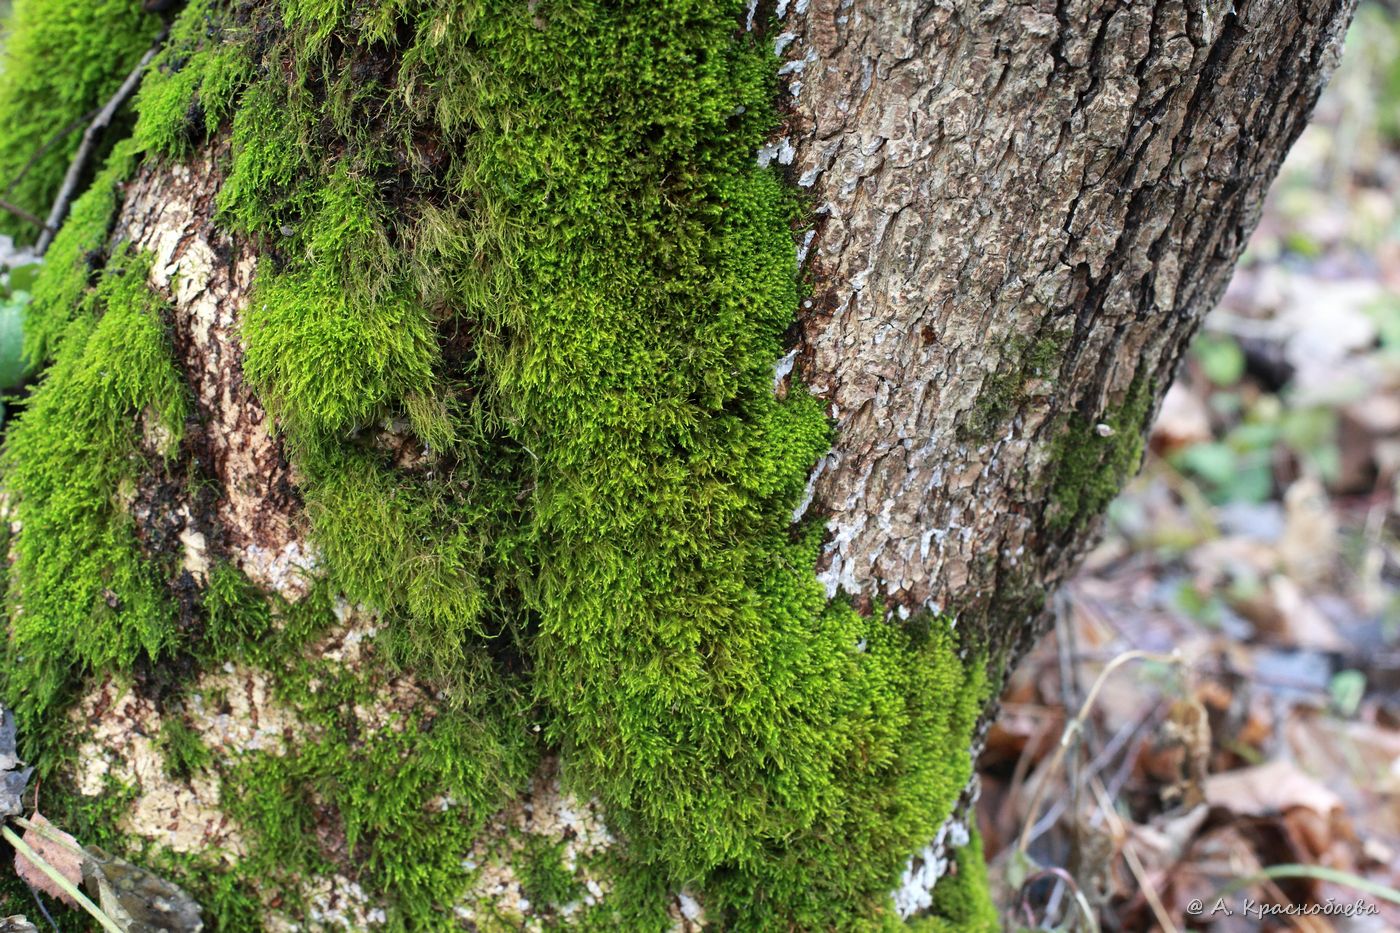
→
(457, 757, 615, 926)
(115, 151, 311, 603)
(186, 667, 307, 757)
(70, 676, 247, 860)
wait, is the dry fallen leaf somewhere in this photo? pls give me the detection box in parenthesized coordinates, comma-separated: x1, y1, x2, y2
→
(83, 845, 204, 933)
(1151, 382, 1213, 453)
(1204, 759, 1342, 818)
(0, 708, 32, 820)
(1235, 576, 1347, 650)
(14, 813, 81, 907)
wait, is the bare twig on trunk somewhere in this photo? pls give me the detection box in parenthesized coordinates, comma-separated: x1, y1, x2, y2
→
(0, 199, 47, 232)
(35, 30, 167, 255)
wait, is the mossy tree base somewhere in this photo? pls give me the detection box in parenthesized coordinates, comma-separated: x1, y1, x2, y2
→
(0, 0, 1355, 928)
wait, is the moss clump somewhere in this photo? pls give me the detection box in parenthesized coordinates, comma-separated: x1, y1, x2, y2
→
(573, 850, 675, 932)
(700, 618, 988, 930)
(0, 0, 159, 242)
(913, 829, 1000, 932)
(1047, 372, 1153, 533)
(198, 561, 277, 665)
(130, 0, 252, 157)
(1, 0, 1001, 926)
(1, 247, 185, 756)
(518, 835, 586, 911)
(23, 138, 142, 366)
(157, 714, 211, 780)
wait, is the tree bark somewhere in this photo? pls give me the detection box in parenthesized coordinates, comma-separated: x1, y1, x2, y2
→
(0, 0, 1354, 929)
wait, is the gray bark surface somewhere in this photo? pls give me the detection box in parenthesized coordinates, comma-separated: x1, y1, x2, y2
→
(782, 0, 1352, 632)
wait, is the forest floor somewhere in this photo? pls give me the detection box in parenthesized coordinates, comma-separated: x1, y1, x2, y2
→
(977, 8, 1400, 931)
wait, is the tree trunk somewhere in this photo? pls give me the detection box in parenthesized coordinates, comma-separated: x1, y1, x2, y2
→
(0, 0, 1353, 929)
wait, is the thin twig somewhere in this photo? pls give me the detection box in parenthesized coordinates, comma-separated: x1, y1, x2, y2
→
(1016, 649, 1183, 858)
(0, 824, 122, 933)
(35, 29, 168, 255)
(1026, 714, 1151, 847)
(5, 109, 98, 199)
(0, 197, 47, 230)
(1089, 777, 1180, 933)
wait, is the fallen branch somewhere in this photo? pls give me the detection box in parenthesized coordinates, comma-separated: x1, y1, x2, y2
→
(35, 30, 167, 255)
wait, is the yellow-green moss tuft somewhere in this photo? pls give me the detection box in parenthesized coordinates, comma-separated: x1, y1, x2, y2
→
(1, 247, 185, 755)
(23, 139, 142, 366)
(0, 0, 160, 242)
(131, 0, 252, 157)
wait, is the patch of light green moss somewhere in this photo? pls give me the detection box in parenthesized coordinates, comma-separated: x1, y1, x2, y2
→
(518, 835, 585, 912)
(1, 247, 185, 758)
(0, 0, 160, 242)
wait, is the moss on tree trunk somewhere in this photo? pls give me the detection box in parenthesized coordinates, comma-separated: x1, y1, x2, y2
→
(0, 0, 1354, 929)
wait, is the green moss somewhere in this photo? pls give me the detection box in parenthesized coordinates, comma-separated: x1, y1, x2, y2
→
(158, 713, 212, 780)
(913, 829, 999, 932)
(1047, 372, 1154, 533)
(574, 852, 674, 932)
(215, 78, 314, 234)
(299, 448, 498, 697)
(131, 0, 252, 157)
(701, 618, 988, 930)
(961, 331, 1065, 442)
(0, 0, 159, 242)
(2, 247, 186, 759)
(150, 851, 264, 933)
(198, 561, 276, 665)
(240, 166, 439, 443)
(518, 835, 585, 911)
(23, 138, 142, 366)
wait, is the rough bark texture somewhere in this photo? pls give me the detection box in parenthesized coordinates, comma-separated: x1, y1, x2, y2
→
(781, 0, 1353, 629)
(1, 0, 1355, 927)
(115, 149, 312, 601)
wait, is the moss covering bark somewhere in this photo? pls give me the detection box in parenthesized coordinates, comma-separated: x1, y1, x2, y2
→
(1, 246, 186, 745)
(0, 0, 997, 927)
